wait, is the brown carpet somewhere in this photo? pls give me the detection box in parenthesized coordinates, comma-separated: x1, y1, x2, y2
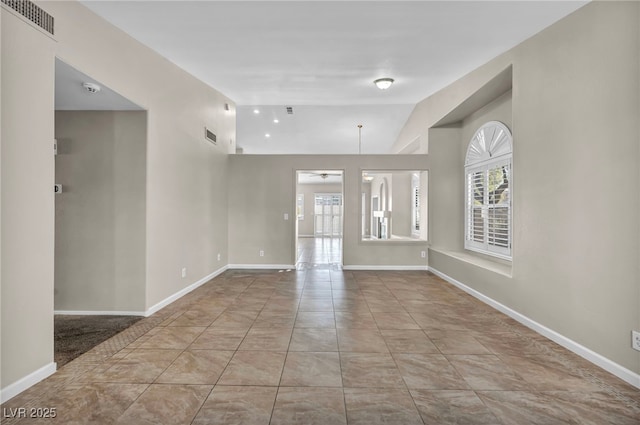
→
(54, 315, 143, 367)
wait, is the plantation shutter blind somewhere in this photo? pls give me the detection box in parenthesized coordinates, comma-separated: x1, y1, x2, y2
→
(464, 121, 512, 260)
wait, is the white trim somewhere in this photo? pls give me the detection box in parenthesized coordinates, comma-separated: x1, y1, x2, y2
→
(1, 362, 57, 403)
(227, 264, 296, 270)
(429, 266, 640, 390)
(54, 310, 145, 316)
(343, 265, 428, 271)
(145, 265, 228, 317)
(465, 245, 513, 262)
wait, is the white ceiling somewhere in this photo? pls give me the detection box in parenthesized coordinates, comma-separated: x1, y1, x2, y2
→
(298, 171, 343, 185)
(80, 0, 587, 154)
(238, 104, 415, 154)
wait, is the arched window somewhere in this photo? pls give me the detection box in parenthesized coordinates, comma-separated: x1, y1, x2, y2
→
(465, 121, 512, 259)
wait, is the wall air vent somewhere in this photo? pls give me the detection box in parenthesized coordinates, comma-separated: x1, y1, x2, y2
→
(205, 127, 217, 145)
(286, 106, 294, 115)
(2, 0, 54, 35)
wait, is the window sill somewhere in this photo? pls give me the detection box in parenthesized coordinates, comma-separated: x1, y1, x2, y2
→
(429, 247, 512, 277)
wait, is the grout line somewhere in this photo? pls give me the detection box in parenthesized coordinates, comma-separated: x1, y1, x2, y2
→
(376, 270, 427, 425)
(9, 263, 639, 423)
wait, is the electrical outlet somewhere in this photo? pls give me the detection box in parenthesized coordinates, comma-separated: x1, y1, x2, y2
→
(632, 330, 640, 351)
(181, 267, 187, 278)
(259, 250, 265, 257)
(217, 253, 221, 261)
(420, 251, 426, 258)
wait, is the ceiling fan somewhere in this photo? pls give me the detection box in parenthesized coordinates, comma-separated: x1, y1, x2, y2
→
(308, 172, 341, 180)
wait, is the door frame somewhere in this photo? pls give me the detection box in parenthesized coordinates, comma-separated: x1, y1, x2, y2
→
(294, 169, 344, 268)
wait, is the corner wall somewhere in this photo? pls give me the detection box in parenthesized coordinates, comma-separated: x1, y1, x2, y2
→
(394, 1, 640, 380)
(1, 5, 56, 396)
(1, 0, 234, 399)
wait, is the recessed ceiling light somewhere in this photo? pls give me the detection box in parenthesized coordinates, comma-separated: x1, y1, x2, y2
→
(273, 119, 279, 124)
(374, 78, 394, 90)
(253, 109, 260, 114)
(265, 133, 271, 138)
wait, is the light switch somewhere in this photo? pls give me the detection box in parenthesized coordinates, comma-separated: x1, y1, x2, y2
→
(284, 213, 289, 220)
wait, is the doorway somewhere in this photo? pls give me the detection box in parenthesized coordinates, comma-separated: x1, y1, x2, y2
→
(54, 59, 147, 365)
(295, 170, 344, 268)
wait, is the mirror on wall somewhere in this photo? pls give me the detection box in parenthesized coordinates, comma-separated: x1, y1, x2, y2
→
(361, 170, 428, 242)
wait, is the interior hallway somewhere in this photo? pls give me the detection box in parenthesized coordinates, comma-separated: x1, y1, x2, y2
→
(297, 237, 342, 269)
(2, 268, 638, 424)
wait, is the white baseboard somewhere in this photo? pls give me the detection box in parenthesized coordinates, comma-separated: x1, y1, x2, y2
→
(343, 265, 428, 271)
(1, 362, 57, 403)
(54, 310, 145, 316)
(227, 264, 296, 270)
(429, 266, 640, 390)
(145, 265, 228, 317)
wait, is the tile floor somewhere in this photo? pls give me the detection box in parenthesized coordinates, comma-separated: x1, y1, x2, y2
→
(296, 237, 342, 266)
(2, 264, 639, 423)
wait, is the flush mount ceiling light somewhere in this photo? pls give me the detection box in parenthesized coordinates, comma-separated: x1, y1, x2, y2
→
(82, 82, 101, 93)
(253, 109, 260, 114)
(373, 78, 394, 90)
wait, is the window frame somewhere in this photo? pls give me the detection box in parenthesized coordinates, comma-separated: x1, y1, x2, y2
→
(464, 121, 512, 260)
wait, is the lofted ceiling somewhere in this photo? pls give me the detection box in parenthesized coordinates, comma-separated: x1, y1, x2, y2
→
(80, 0, 587, 154)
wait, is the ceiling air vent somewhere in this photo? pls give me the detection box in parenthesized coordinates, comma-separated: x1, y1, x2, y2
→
(286, 106, 294, 115)
(2, 0, 54, 35)
(204, 127, 217, 145)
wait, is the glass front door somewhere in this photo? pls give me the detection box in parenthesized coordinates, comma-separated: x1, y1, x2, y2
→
(314, 193, 342, 237)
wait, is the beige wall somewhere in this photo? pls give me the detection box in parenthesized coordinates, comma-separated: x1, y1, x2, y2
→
(0, 4, 4, 390)
(362, 181, 371, 238)
(1, 0, 234, 395)
(55, 111, 146, 312)
(394, 2, 640, 374)
(296, 183, 342, 237)
(391, 172, 411, 237)
(1, 6, 56, 392)
(228, 155, 429, 268)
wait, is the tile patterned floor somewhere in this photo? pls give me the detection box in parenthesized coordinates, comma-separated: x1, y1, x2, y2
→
(2, 267, 639, 424)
